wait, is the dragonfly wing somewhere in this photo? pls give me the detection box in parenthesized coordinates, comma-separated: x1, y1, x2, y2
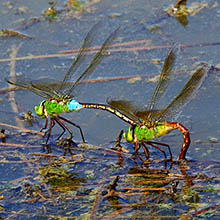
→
(6, 76, 50, 98)
(158, 63, 210, 121)
(108, 46, 177, 122)
(108, 99, 164, 122)
(58, 22, 101, 95)
(107, 99, 140, 122)
(148, 46, 177, 112)
(30, 78, 62, 98)
(67, 27, 121, 96)
(134, 109, 163, 121)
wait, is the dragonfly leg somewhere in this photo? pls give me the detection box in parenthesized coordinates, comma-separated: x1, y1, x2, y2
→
(134, 142, 139, 154)
(45, 118, 54, 144)
(145, 141, 167, 160)
(115, 130, 123, 147)
(54, 117, 70, 140)
(57, 116, 85, 143)
(40, 117, 48, 132)
(141, 143, 149, 159)
(131, 143, 144, 161)
(147, 141, 173, 160)
(43, 118, 55, 138)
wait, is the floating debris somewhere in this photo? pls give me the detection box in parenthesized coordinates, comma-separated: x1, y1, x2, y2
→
(0, 129, 6, 143)
(0, 29, 32, 39)
(167, 0, 209, 27)
(208, 136, 219, 143)
(43, 1, 57, 22)
(66, 0, 84, 11)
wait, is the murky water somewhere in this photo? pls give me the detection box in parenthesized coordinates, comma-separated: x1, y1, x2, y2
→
(0, 0, 220, 219)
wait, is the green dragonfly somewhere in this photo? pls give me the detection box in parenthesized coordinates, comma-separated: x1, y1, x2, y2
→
(6, 23, 123, 144)
(94, 47, 209, 160)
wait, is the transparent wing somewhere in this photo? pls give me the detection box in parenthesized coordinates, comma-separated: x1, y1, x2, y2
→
(134, 109, 164, 121)
(6, 23, 101, 99)
(6, 76, 50, 98)
(148, 46, 177, 111)
(108, 46, 177, 123)
(107, 99, 165, 122)
(30, 78, 67, 98)
(67, 27, 121, 96)
(57, 22, 101, 94)
(158, 63, 209, 121)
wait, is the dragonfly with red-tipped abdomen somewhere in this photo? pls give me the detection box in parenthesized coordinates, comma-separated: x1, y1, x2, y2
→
(83, 47, 209, 160)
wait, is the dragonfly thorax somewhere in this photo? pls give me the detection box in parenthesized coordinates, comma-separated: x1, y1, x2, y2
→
(124, 122, 175, 144)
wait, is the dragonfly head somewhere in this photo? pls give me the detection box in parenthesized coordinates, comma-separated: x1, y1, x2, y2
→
(123, 126, 136, 144)
(34, 101, 46, 118)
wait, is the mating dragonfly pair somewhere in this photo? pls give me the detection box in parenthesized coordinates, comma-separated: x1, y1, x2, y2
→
(7, 23, 209, 160)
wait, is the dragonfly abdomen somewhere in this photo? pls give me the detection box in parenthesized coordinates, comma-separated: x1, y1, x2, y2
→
(81, 103, 136, 125)
(165, 122, 190, 160)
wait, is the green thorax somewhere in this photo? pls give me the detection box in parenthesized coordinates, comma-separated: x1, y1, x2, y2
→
(124, 122, 175, 144)
(34, 99, 74, 118)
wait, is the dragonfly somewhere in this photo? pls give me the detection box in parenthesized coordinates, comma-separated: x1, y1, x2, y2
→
(84, 47, 209, 161)
(6, 23, 121, 144)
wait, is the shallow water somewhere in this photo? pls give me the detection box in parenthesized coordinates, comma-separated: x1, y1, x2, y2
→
(0, 0, 220, 218)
